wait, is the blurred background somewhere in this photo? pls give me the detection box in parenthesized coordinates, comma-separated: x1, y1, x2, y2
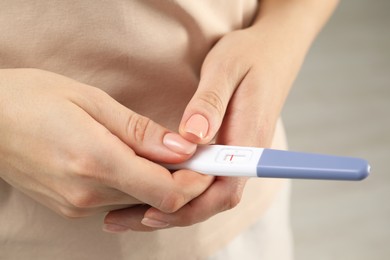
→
(282, 0, 390, 259)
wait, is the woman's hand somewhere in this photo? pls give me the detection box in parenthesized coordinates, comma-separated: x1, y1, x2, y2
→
(0, 69, 214, 220)
(103, 0, 338, 232)
(103, 27, 301, 231)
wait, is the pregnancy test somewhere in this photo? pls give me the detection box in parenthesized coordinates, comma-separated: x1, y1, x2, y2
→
(163, 145, 370, 181)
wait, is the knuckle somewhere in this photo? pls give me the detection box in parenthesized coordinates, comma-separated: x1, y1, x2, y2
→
(68, 153, 99, 180)
(64, 189, 99, 209)
(221, 178, 246, 211)
(229, 193, 242, 209)
(59, 208, 81, 219)
(158, 190, 185, 213)
(66, 146, 109, 183)
(222, 193, 242, 211)
(197, 90, 225, 118)
(58, 205, 88, 219)
(126, 113, 152, 144)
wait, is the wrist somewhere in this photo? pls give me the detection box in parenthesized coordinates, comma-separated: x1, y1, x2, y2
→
(252, 0, 338, 54)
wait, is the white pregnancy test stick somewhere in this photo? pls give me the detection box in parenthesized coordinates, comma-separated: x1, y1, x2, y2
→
(163, 145, 370, 181)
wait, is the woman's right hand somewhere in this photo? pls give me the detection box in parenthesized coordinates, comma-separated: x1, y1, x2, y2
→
(0, 69, 213, 218)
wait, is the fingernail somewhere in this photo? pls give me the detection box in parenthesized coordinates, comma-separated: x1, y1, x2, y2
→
(141, 218, 169, 228)
(102, 223, 129, 233)
(184, 114, 209, 139)
(163, 133, 196, 155)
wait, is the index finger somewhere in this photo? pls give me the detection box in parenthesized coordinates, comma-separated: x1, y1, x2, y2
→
(178, 41, 250, 144)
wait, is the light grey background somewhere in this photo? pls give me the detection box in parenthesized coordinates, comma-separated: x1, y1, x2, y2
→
(282, 0, 390, 259)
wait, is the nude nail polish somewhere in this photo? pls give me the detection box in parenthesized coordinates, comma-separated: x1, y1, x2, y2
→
(163, 133, 196, 155)
(184, 114, 209, 139)
(141, 218, 169, 228)
(102, 223, 129, 233)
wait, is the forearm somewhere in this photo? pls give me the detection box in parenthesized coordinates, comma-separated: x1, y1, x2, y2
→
(254, 0, 339, 44)
(252, 0, 338, 71)
(236, 0, 339, 143)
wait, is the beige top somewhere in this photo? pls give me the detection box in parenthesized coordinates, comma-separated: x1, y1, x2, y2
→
(0, 1, 288, 259)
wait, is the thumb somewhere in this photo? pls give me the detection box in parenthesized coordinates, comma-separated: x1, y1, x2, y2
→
(179, 59, 249, 144)
(72, 86, 196, 163)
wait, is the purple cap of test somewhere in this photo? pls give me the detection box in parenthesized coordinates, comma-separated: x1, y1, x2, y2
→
(257, 149, 370, 181)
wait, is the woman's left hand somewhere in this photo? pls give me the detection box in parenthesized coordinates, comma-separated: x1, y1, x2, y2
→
(103, 22, 304, 231)
(103, 0, 339, 231)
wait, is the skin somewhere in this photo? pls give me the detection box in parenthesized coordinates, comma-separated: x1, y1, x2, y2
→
(103, 0, 339, 231)
(0, 0, 338, 233)
(0, 69, 213, 218)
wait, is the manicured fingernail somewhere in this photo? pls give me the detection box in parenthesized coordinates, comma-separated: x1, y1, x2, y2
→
(163, 133, 196, 155)
(184, 114, 209, 139)
(102, 223, 129, 233)
(141, 218, 169, 228)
